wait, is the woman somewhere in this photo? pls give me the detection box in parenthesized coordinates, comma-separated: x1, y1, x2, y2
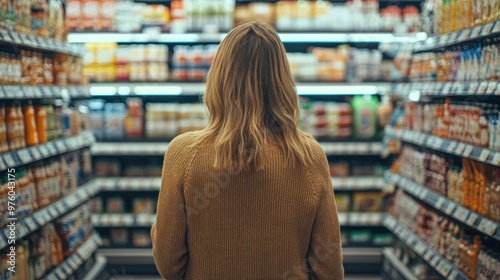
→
(151, 21, 344, 280)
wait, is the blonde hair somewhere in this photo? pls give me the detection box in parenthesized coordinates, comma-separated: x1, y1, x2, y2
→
(195, 21, 314, 171)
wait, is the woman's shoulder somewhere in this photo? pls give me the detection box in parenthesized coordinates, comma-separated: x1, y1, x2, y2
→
(165, 131, 202, 159)
(301, 132, 326, 158)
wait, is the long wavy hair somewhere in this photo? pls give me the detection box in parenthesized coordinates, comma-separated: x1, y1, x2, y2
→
(195, 21, 314, 171)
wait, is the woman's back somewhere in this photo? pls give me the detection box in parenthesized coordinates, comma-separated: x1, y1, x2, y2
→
(152, 132, 343, 279)
(151, 21, 344, 280)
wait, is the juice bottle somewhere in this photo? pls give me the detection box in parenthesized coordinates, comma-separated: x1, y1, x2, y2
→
(462, 159, 472, 208)
(6, 105, 18, 151)
(31, 0, 49, 37)
(16, 104, 26, 148)
(34, 164, 49, 208)
(35, 106, 47, 143)
(0, 104, 8, 152)
(23, 101, 39, 146)
(125, 98, 143, 138)
(170, 0, 186, 33)
(26, 169, 38, 211)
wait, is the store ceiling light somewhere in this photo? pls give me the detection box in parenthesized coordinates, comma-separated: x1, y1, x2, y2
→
(134, 86, 183, 95)
(90, 86, 117, 96)
(297, 85, 379, 95)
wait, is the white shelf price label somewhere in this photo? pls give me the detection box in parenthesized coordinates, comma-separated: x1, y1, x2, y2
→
(423, 250, 434, 262)
(448, 270, 459, 280)
(492, 153, 500, 165)
(479, 149, 490, 162)
(30, 147, 42, 160)
(444, 202, 456, 215)
(418, 188, 428, 199)
(47, 206, 59, 217)
(447, 142, 457, 153)
(0, 157, 6, 171)
(54, 268, 66, 279)
(481, 22, 494, 36)
(494, 20, 500, 33)
(463, 145, 474, 157)
(455, 143, 466, 155)
(17, 149, 32, 164)
(3, 153, 15, 167)
(487, 82, 497, 94)
(470, 26, 482, 39)
(478, 219, 497, 236)
(436, 197, 446, 209)
(478, 82, 489, 94)
(469, 82, 479, 94)
(453, 206, 469, 222)
(39, 145, 49, 157)
(24, 217, 38, 231)
(55, 141, 67, 153)
(430, 255, 439, 267)
(466, 212, 478, 226)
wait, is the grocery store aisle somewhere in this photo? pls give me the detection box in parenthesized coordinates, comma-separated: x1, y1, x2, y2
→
(110, 277, 382, 280)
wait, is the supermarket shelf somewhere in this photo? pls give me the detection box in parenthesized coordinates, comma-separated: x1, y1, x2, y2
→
(383, 215, 468, 280)
(99, 247, 381, 265)
(0, 131, 96, 172)
(332, 177, 385, 190)
(391, 81, 499, 97)
(68, 32, 423, 44)
(92, 213, 156, 227)
(0, 85, 90, 100)
(42, 233, 103, 280)
(0, 180, 100, 250)
(386, 171, 500, 241)
(88, 82, 390, 96)
(92, 212, 383, 227)
(339, 212, 384, 226)
(385, 127, 500, 167)
(82, 255, 109, 280)
(96, 176, 384, 191)
(382, 248, 418, 280)
(91, 142, 382, 156)
(0, 29, 85, 56)
(97, 177, 162, 191)
(414, 21, 500, 53)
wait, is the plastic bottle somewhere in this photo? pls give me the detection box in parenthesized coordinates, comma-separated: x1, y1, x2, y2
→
(16, 104, 26, 148)
(0, 104, 8, 152)
(125, 98, 143, 138)
(23, 102, 39, 146)
(351, 95, 378, 139)
(35, 106, 47, 144)
(170, 0, 186, 33)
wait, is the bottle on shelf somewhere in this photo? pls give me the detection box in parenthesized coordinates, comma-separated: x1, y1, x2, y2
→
(170, 0, 186, 33)
(24, 101, 39, 147)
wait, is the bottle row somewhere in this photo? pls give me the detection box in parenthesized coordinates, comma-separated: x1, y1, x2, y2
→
(65, 0, 421, 33)
(87, 96, 392, 140)
(0, 149, 92, 228)
(0, 102, 91, 153)
(391, 99, 500, 151)
(421, 0, 499, 35)
(0, 51, 84, 86)
(83, 42, 411, 83)
(393, 145, 500, 222)
(409, 42, 499, 83)
(0, 0, 66, 41)
(0, 203, 93, 280)
(388, 189, 500, 280)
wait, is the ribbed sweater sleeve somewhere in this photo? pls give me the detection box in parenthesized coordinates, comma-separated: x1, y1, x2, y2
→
(151, 134, 192, 280)
(307, 144, 345, 280)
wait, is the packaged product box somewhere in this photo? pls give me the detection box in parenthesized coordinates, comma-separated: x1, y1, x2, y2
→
(106, 197, 124, 213)
(352, 192, 383, 212)
(334, 193, 351, 212)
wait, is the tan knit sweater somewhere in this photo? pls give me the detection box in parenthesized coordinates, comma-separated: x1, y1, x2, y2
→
(151, 131, 344, 280)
